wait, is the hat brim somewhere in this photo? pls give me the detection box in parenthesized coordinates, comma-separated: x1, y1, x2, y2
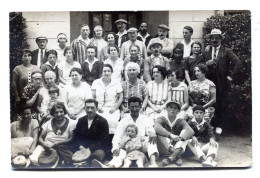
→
(207, 34, 224, 39)
(166, 101, 181, 110)
(149, 43, 163, 50)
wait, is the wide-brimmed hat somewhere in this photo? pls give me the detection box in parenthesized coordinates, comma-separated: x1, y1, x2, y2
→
(149, 41, 163, 50)
(166, 101, 181, 110)
(12, 155, 31, 168)
(115, 19, 127, 24)
(158, 24, 170, 31)
(38, 149, 59, 168)
(208, 29, 224, 39)
(72, 147, 91, 163)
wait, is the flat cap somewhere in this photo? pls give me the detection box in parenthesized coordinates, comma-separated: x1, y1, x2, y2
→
(149, 41, 163, 50)
(166, 101, 181, 110)
(115, 19, 127, 24)
(35, 36, 48, 42)
(127, 27, 138, 33)
(158, 24, 170, 31)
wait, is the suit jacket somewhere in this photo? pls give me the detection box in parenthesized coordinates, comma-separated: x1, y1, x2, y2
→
(204, 45, 242, 91)
(31, 49, 48, 66)
(117, 33, 129, 48)
(137, 35, 153, 47)
(73, 114, 109, 153)
(81, 60, 103, 86)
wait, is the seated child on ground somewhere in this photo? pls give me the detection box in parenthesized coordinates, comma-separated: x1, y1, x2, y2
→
(187, 105, 219, 167)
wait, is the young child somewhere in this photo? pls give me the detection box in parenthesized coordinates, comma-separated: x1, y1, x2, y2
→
(187, 105, 219, 167)
(119, 124, 147, 168)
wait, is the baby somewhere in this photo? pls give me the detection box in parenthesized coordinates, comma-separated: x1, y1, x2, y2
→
(119, 124, 147, 168)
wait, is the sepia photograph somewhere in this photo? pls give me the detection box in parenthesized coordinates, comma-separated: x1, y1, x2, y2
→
(9, 9, 252, 170)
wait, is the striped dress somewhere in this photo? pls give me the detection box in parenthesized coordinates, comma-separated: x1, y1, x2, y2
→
(169, 82, 187, 107)
(71, 36, 91, 64)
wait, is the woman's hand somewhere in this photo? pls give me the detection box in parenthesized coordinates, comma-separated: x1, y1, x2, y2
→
(98, 107, 104, 113)
(154, 107, 162, 113)
(139, 107, 145, 114)
(109, 108, 116, 114)
(68, 113, 77, 120)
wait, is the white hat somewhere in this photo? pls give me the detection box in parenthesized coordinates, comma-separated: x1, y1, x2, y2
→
(208, 28, 224, 38)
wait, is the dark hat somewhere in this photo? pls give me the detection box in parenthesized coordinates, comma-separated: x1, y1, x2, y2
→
(127, 27, 138, 33)
(115, 19, 127, 24)
(22, 49, 32, 55)
(166, 101, 181, 110)
(38, 149, 59, 168)
(36, 36, 48, 43)
(193, 105, 205, 113)
(149, 41, 163, 50)
(158, 24, 170, 31)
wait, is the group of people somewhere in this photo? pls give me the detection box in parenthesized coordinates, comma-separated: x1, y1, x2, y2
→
(11, 19, 242, 168)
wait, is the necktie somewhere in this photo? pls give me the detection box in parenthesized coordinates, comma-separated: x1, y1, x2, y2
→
(40, 49, 44, 65)
(213, 47, 217, 63)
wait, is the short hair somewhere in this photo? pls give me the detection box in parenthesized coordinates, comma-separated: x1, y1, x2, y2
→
(69, 67, 83, 76)
(139, 22, 148, 28)
(50, 102, 67, 116)
(107, 44, 120, 54)
(22, 49, 32, 56)
(167, 70, 183, 81)
(193, 105, 205, 113)
(46, 49, 58, 58)
(57, 33, 67, 43)
(93, 25, 104, 38)
(85, 98, 98, 108)
(63, 46, 74, 56)
(125, 62, 140, 74)
(152, 65, 167, 80)
(81, 24, 89, 29)
(48, 86, 59, 96)
(172, 43, 184, 54)
(191, 41, 202, 54)
(129, 44, 140, 52)
(31, 71, 43, 78)
(18, 105, 31, 115)
(128, 97, 142, 106)
(103, 63, 113, 73)
(126, 124, 138, 134)
(105, 32, 117, 41)
(184, 26, 193, 34)
(194, 63, 208, 75)
(86, 45, 97, 52)
(44, 71, 56, 79)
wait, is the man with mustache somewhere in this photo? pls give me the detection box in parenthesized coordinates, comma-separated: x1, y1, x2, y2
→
(31, 37, 48, 67)
(137, 22, 153, 47)
(71, 24, 91, 64)
(115, 19, 129, 49)
(204, 29, 242, 130)
(147, 24, 174, 58)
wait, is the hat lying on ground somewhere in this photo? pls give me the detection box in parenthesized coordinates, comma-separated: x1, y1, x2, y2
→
(38, 148, 59, 168)
(12, 155, 30, 168)
(72, 147, 91, 163)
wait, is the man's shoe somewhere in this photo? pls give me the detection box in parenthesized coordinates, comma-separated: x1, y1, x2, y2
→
(175, 157, 182, 166)
(162, 158, 171, 166)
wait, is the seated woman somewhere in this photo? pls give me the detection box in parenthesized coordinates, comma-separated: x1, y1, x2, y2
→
(184, 41, 206, 86)
(92, 63, 123, 135)
(66, 67, 93, 121)
(146, 65, 169, 122)
(58, 46, 81, 85)
(100, 32, 118, 61)
(186, 64, 216, 121)
(104, 44, 124, 83)
(167, 70, 189, 111)
(123, 44, 145, 80)
(30, 102, 74, 165)
(121, 62, 148, 115)
(11, 106, 39, 160)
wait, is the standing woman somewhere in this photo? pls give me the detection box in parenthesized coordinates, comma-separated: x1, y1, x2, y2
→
(58, 46, 81, 85)
(92, 64, 123, 135)
(100, 32, 118, 61)
(167, 70, 189, 111)
(12, 49, 41, 104)
(90, 25, 107, 61)
(121, 62, 148, 115)
(66, 67, 93, 121)
(104, 44, 124, 83)
(184, 41, 206, 86)
(146, 65, 169, 121)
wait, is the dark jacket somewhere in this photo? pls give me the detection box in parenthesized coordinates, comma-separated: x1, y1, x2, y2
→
(81, 60, 103, 86)
(188, 120, 215, 143)
(137, 35, 153, 47)
(73, 114, 109, 153)
(31, 49, 48, 66)
(117, 34, 129, 47)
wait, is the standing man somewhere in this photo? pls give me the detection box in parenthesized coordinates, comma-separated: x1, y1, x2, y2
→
(181, 26, 194, 58)
(137, 22, 153, 47)
(205, 28, 242, 129)
(147, 24, 174, 58)
(57, 99, 109, 167)
(55, 33, 68, 64)
(115, 19, 128, 49)
(71, 24, 91, 64)
(120, 28, 147, 60)
(81, 46, 103, 86)
(31, 36, 48, 67)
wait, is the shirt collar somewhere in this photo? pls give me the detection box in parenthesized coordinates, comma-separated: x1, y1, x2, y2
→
(117, 30, 127, 36)
(77, 35, 90, 43)
(137, 32, 150, 39)
(85, 57, 99, 64)
(46, 61, 58, 69)
(191, 117, 206, 130)
(213, 45, 221, 50)
(181, 39, 194, 46)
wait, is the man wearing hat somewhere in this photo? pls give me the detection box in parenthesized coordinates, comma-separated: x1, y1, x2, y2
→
(154, 101, 194, 166)
(71, 24, 91, 64)
(204, 28, 242, 129)
(115, 19, 129, 49)
(147, 24, 174, 58)
(137, 22, 153, 47)
(120, 27, 147, 60)
(31, 36, 48, 67)
(143, 41, 170, 83)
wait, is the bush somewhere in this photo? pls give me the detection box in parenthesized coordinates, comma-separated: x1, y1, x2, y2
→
(202, 12, 251, 133)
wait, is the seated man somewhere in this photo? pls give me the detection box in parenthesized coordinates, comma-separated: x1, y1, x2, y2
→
(92, 96, 159, 168)
(187, 105, 219, 167)
(57, 99, 109, 167)
(154, 101, 194, 166)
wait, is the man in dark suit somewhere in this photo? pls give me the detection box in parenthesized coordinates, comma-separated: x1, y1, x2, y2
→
(205, 29, 242, 129)
(57, 99, 109, 167)
(31, 36, 48, 67)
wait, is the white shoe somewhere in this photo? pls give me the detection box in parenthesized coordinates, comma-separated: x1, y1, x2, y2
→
(149, 164, 158, 168)
(202, 159, 217, 167)
(92, 159, 108, 168)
